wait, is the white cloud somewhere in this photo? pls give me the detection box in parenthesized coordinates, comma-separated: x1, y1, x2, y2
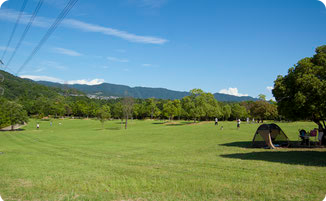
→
(0, 9, 51, 27)
(266, 86, 274, 92)
(52, 47, 82, 57)
(67, 79, 104, 85)
(20, 75, 104, 85)
(0, 9, 168, 45)
(107, 56, 129, 63)
(142, 63, 152, 67)
(219, 88, 249, 97)
(0, 46, 13, 52)
(64, 19, 168, 44)
(20, 75, 64, 83)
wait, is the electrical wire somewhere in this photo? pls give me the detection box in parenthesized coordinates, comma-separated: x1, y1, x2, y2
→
(16, 0, 79, 75)
(1, 0, 29, 61)
(4, 0, 44, 70)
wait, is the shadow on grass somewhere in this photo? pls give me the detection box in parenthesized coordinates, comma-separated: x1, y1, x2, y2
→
(0, 128, 26, 132)
(220, 151, 326, 167)
(152, 122, 193, 126)
(220, 141, 320, 149)
(94, 127, 122, 131)
(152, 122, 164, 125)
(220, 141, 252, 148)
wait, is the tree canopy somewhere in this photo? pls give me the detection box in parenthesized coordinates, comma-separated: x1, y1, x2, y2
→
(273, 45, 326, 143)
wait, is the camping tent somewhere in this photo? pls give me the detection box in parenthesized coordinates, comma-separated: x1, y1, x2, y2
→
(252, 123, 289, 149)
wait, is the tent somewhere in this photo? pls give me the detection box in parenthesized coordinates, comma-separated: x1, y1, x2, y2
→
(252, 123, 289, 149)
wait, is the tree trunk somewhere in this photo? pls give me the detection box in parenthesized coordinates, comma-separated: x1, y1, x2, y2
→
(11, 125, 14, 131)
(125, 115, 128, 129)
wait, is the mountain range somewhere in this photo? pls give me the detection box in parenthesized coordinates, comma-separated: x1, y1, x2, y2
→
(37, 81, 258, 102)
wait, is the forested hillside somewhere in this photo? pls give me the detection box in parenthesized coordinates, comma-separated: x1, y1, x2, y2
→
(38, 81, 258, 102)
(0, 70, 82, 101)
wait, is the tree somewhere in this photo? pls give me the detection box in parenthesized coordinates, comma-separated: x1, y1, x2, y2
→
(122, 97, 134, 129)
(97, 105, 111, 129)
(250, 100, 278, 122)
(173, 99, 182, 120)
(147, 98, 159, 119)
(163, 100, 177, 121)
(273, 45, 326, 144)
(112, 102, 123, 121)
(258, 94, 266, 101)
(230, 104, 247, 120)
(1, 100, 28, 130)
(222, 104, 232, 120)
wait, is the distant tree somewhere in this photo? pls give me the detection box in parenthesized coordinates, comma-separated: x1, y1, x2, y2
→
(122, 97, 134, 129)
(163, 100, 177, 121)
(201, 93, 222, 120)
(132, 103, 141, 119)
(97, 105, 111, 129)
(250, 100, 278, 122)
(231, 104, 247, 120)
(1, 100, 28, 130)
(222, 104, 232, 120)
(258, 94, 266, 101)
(112, 102, 123, 121)
(147, 98, 159, 119)
(273, 45, 326, 144)
(173, 99, 182, 120)
(181, 96, 195, 120)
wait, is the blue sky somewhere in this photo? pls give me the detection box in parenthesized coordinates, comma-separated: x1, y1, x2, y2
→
(0, 0, 325, 99)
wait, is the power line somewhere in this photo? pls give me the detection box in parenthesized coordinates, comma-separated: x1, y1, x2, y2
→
(16, 0, 79, 75)
(1, 0, 29, 61)
(4, 0, 44, 70)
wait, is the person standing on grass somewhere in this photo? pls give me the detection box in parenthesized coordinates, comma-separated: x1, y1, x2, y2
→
(237, 119, 241, 129)
(37, 123, 40, 129)
(215, 117, 218, 126)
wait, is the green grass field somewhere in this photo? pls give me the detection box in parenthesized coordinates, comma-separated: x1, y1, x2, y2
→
(0, 119, 325, 201)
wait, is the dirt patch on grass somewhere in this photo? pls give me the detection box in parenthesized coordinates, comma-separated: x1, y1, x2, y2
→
(14, 179, 33, 188)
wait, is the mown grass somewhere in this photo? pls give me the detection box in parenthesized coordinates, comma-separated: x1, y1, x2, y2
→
(0, 119, 325, 201)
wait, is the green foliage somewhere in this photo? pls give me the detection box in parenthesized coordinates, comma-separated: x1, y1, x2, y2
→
(97, 105, 111, 129)
(273, 45, 326, 134)
(0, 100, 28, 130)
(230, 104, 247, 120)
(163, 100, 177, 120)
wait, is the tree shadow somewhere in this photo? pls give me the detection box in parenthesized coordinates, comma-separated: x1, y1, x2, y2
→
(220, 141, 252, 148)
(152, 122, 193, 126)
(220, 151, 326, 167)
(152, 122, 164, 125)
(220, 141, 319, 149)
(0, 128, 26, 132)
(94, 127, 121, 131)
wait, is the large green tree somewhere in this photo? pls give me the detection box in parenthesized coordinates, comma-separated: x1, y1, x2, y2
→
(273, 45, 326, 144)
(1, 100, 28, 130)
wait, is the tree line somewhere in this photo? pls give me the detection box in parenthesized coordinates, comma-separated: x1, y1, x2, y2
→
(0, 88, 278, 129)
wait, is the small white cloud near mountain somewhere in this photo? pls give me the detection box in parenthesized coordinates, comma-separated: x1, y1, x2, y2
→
(67, 79, 104, 85)
(20, 75, 104, 86)
(266, 86, 274, 92)
(219, 87, 248, 97)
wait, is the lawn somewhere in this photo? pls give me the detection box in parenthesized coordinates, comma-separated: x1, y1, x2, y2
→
(0, 119, 325, 201)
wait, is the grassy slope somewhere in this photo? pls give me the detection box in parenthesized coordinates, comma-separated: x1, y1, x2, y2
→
(0, 120, 325, 201)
